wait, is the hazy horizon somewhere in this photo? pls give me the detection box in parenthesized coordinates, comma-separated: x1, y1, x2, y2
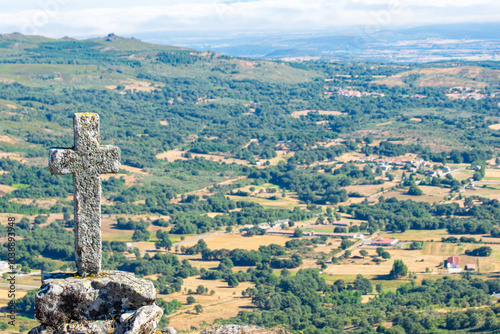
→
(0, 0, 498, 41)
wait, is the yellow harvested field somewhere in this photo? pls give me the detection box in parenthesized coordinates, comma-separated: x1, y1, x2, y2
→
(164, 276, 254, 306)
(192, 153, 255, 166)
(0, 135, 17, 144)
(485, 169, 500, 178)
(162, 277, 253, 330)
(168, 297, 253, 331)
(380, 230, 500, 243)
(100, 216, 134, 242)
(383, 230, 449, 241)
(383, 186, 450, 203)
(101, 173, 137, 186)
(410, 118, 422, 122)
(0, 288, 28, 300)
(336, 152, 373, 162)
(159, 120, 169, 126)
(120, 164, 149, 175)
(376, 121, 395, 126)
(343, 182, 398, 197)
(463, 187, 500, 200)
(488, 123, 500, 130)
(0, 152, 22, 161)
(165, 276, 254, 331)
(205, 212, 224, 218)
(156, 149, 188, 161)
(291, 110, 344, 118)
(325, 243, 494, 276)
(0, 184, 16, 195)
(105, 80, 163, 92)
(180, 233, 291, 251)
(325, 240, 500, 275)
(451, 169, 474, 181)
(9, 198, 60, 209)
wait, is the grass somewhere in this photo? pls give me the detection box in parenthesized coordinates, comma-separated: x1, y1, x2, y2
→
(11, 183, 29, 188)
(321, 273, 411, 291)
(372, 66, 497, 88)
(385, 229, 450, 241)
(227, 194, 303, 210)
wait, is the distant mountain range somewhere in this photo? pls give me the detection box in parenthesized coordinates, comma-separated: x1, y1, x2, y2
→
(135, 23, 500, 62)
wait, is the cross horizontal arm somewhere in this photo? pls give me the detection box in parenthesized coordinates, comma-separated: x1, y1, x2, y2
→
(49, 149, 79, 175)
(95, 146, 121, 174)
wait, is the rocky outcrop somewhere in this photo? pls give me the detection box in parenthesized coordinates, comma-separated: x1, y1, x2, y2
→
(28, 272, 285, 334)
(115, 305, 163, 334)
(198, 325, 289, 334)
(29, 271, 162, 334)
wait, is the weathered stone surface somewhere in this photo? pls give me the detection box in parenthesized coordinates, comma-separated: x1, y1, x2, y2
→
(35, 271, 155, 327)
(64, 320, 115, 334)
(199, 326, 287, 334)
(28, 326, 54, 334)
(158, 327, 177, 334)
(28, 321, 114, 334)
(115, 305, 163, 334)
(49, 113, 120, 277)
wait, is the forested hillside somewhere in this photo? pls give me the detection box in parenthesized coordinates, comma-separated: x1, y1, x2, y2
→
(1, 33, 500, 333)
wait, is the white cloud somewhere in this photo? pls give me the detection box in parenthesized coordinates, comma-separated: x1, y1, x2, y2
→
(0, 0, 497, 38)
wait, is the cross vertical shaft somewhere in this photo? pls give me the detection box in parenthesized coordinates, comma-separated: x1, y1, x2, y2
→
(49, 113, 120, 277)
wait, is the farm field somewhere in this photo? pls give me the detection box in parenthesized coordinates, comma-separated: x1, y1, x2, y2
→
(179, 233, 290, 251)
(291, 110, 345, 118)
(0, 33, 499, 334)
(382, 186, 451, 203)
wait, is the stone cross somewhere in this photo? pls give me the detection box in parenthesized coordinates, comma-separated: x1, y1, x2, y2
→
(49, 113, 120, 277)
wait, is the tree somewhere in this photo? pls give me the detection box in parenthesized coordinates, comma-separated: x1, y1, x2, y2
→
(228, 275, 240, 287)
(409, 241, 422, 250)
(186, 296, 196, 305)
(360, 250, 368, 257)
(376, 283, 383, 294)
(194, 304, 203, 314)
(407, 183, 423, 196)
(196, 285, 205, 295)
(341, 239, 354, 250)
(155, 230, 172, 250)
(466, 246, 492, 257)
(376, 247, 384, 256)
(293, 228, 303, 238)
(281, 268, 290, 277)
(353, 274, 372, 294)
(389, 259, 408, 279)
(334, 279, 345, 291)
(132, 228, 150, 242)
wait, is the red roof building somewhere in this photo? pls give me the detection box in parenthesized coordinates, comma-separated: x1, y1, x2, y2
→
(446, 256, 460, 269)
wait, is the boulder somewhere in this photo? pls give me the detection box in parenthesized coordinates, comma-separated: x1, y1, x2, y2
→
(28, 326, 53, 334)
(35, 271, 156, 327)
(28, 321, 115, 334)
(200, 325, 287, 334)
(158, 327, 178, 334)
(115, 305, 163, 334)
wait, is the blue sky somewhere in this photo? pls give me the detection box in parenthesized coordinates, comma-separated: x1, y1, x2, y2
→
(0, 0, 498, 38)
